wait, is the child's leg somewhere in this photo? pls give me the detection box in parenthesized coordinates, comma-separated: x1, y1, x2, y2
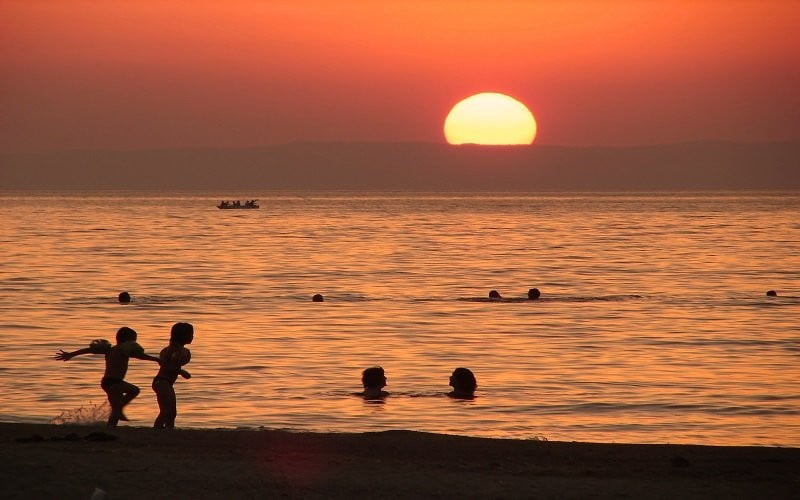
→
(165, 387, 177, 429)
(103, 385, 125, 427)
(153, 380, 177, 429)
(152, 379, 166, 428)
(118, 381, 140, 419)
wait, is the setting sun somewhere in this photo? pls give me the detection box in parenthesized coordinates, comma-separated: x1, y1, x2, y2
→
(444, 93, 537, 145)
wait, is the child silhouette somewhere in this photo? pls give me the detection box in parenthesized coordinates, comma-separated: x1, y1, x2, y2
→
(55, 327, 160, 427)
(152, 322, 194, 429)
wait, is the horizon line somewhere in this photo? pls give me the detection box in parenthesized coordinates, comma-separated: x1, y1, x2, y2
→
(2, 139, 799, 155)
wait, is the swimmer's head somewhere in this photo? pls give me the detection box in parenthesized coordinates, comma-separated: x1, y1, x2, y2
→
(362, 366, 387, 389)
(170, 322, 194, 345)
(118, 291, 131, 303)
(527, 288, 541, 300)
(116, 326, 137, 344)
(766, 290, 777, 297)
(449, 367, 477, 396)
(312, 293, 324, 302)
(488, 290, 502, 300)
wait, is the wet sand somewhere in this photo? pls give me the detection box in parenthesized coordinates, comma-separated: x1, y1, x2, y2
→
(2, 422, 798, 499)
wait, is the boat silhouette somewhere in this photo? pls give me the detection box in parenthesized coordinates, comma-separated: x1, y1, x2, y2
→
(217, 200, 259, 209)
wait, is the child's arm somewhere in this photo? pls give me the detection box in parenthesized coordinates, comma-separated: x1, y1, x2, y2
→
(179, 369, 191, 379)
(132, 352, 161, 364)
(54, 348, 93, 361)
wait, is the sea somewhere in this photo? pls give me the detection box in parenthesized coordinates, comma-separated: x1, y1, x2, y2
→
(0, 191, 798, 446)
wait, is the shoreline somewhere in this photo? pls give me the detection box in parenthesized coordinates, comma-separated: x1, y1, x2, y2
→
(3, 423, 798, 499)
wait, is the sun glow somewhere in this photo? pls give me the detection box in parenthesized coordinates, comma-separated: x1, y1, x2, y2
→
(444, 93, 537, 145)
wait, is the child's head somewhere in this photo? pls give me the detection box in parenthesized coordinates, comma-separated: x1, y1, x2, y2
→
(361, 366, 387, 389)
(449, 367, 477, 396)
(170, 322, 194, 345)
(116, 326, 137, 344)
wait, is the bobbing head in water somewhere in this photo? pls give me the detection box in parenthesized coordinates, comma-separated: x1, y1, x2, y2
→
(448, 367, 477, 399)
(488, 290, 502, 300)
(118, 291, 131, 303)
(766, 290, 777, 297)
(361, 366, 389, 399)
(312, 293, 324, 302)
(527, 288, 541, 300)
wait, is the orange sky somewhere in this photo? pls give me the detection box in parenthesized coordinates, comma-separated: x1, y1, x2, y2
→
(1, 0, 798, 150)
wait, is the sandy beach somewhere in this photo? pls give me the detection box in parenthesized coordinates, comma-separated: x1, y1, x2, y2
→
(2, 423, 798, 499)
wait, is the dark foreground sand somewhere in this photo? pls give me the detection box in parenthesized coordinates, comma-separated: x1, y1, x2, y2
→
(2, 423, 798, 499)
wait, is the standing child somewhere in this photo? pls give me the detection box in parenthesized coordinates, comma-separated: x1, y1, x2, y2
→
(55, 326, 160, 427)
(152, 322, 194, 429)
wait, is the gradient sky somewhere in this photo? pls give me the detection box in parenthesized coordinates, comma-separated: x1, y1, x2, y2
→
(1, 0, 798, 151)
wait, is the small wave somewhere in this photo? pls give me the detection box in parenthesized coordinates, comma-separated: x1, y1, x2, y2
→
(2, 277, 38, 282)
(309, 390, 447, 399)
(705, 295, 800, 308)
(60, 293, 387, 305)
(530, 401, 800, 416)
(69, 228, 109, 233)
(63, 295, 192, 306)
(638, 337, 796, 348)
(325, 293, 378, 302)
(406, 391, 451, 398)
(458, 294, 643, 303)
(750, 296, 800, 306)
(0, 323, 49, 330)
(218, 364, 269, 372)
(123, 295, 191, 305)
(565, 294, 644, 302)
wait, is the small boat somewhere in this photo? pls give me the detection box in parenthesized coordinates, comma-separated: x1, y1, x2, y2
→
(217, 200, 259, 209)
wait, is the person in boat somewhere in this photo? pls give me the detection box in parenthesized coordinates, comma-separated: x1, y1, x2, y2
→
(448, 367, 477, 399)
(359, 366, 389, 399)
(234, 200, 241, 207)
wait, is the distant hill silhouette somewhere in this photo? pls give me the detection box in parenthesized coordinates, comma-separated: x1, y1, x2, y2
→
(1, 141, 798, 191)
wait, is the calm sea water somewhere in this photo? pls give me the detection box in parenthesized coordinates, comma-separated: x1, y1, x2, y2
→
(0, 192, 798, 446)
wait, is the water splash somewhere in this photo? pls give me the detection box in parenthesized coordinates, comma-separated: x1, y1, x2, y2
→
(50, 401, 109, 425)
